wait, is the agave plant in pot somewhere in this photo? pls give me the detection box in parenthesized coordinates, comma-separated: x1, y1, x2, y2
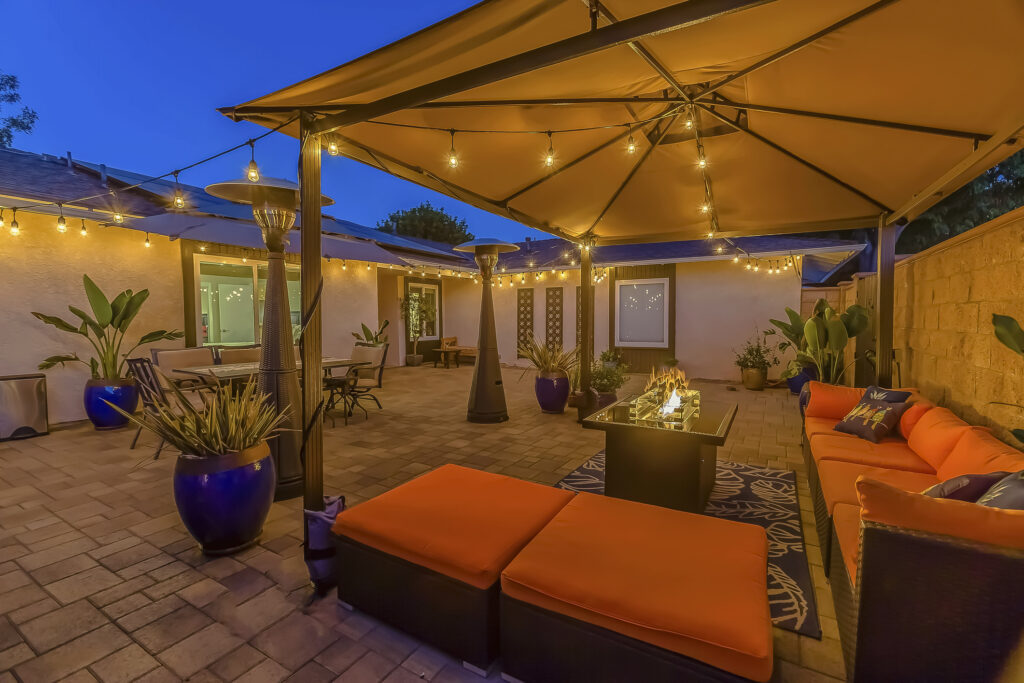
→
(518, 337, 577, 414)
(108, 379, 286, 555)
(32, 275, 183, 430)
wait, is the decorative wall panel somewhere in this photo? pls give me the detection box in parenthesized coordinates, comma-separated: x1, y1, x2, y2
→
(546, 287, 563, 351)
(517, 288, 534, 358)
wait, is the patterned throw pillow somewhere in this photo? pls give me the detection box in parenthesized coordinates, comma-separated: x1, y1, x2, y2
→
(861, 385, 912, 403)
(833, 399, 909, 443)
(922, 472, 1010, 502)
(977, 470, 1024, 510)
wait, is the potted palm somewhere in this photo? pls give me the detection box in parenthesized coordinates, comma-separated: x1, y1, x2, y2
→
(783, 300, 870, 385)
(770, 307, 817, 394)
(32, 275, 183, 430)
(734, 330, 779, 390)
(108, 379, 285, 555)
(518, 337, 577, 413)
(399, 295, 435, 366)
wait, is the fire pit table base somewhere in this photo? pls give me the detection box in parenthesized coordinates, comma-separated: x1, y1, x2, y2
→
(604, 431, 718, 513)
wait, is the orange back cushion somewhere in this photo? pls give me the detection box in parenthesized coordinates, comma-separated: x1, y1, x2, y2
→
(804, 382, 864, 420)
(899, 401, 934, 441)
(937, 428, 1024, 480)
(906, 407, 972, 470)
(857, 478, 1024, 551)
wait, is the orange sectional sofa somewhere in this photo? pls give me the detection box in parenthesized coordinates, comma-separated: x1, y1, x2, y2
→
(801, 382, 1024, 682)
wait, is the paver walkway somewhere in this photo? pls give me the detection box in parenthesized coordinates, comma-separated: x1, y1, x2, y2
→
(0, 366, 844, 683)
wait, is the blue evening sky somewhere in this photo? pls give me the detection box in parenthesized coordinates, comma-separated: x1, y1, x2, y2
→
(4, 0, 550, 242)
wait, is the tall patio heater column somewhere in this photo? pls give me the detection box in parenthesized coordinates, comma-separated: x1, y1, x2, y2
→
(205, 178, 333, 500)
(454, 238, 519, 423)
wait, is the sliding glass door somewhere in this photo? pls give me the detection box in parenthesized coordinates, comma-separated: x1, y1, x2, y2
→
(196, 257, 300, 347)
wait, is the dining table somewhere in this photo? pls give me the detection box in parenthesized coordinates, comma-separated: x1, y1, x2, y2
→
(173, 357, 371, 382)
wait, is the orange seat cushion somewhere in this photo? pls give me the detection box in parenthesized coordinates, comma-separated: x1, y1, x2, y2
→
(804, 416, 843, 439)
(936, 428, 1024, 481)
(857, 478, 1024, 551)
(818, 460, 938, 513)
(804, 382, 863, 420)
(906, 407, 973, 470)
(332, 464, 574, 589)
(810, 433, 935, 473)
(501, 493, 773, 683)
(831, 504, 862, 583)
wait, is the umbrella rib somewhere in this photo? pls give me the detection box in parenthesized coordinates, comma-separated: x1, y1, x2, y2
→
(697, 102, 891, 211)
(585, 115, 680, 236)
(695, 0, 902, 100)
(700, 96, 990, 141)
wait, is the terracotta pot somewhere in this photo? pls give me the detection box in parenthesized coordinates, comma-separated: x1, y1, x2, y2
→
(741, 367, 767, 391)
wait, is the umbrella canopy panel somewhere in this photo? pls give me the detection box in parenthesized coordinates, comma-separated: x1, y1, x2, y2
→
(225, 0, 1024, 244)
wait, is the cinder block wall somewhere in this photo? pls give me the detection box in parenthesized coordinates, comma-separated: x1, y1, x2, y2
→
(858, 206, 1024, 443)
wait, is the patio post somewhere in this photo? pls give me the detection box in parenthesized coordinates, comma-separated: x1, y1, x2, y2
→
(577, 239, 597, 421)
(875, 211, 895, 387)
(298, 112, 325, 512)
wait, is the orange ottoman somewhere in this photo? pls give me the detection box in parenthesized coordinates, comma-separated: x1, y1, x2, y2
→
(501, 493, 773, 682)
(331, 464, 574, 671)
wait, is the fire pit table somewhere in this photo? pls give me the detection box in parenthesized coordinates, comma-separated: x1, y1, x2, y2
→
(582, 388, 736, 513)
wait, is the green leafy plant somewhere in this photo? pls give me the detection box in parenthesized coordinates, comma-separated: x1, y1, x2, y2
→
(106, 378, 287, 458)
(352, 320, 389, 345)
(399, 295, 436, 356)
(32, 275, 183, 380)
(591, 362, 627, 394)
(518, 337, 578, 375)
(598, 348, 624, 367)
(793, 302, 870, 384)
(991, 313, 1024, 444)
(769, 307, 807, 355)
(734, 330, 780, 372)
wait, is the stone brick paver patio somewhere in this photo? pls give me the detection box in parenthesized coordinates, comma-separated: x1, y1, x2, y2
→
(0, 366, 843, 683)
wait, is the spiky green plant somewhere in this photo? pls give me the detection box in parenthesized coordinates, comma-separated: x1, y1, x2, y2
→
(518, 337, 578, 375)
(33, 274, 183, 380)
(106, 378, 287, 458)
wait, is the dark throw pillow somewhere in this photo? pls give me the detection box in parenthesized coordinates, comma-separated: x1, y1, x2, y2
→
(977, 470, 1024, 510)
(861, 385, 912, 404)
(834, 399, 909, 443)
(922, 471, 1010, 502)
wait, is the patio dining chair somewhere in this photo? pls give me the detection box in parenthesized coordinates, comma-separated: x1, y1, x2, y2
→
(127, 357, 209, 459)
(323, 371, 367, 427)
(151, 347, 217, 391)
(349, 343, 388, 411)
(217, 346, 261, 364)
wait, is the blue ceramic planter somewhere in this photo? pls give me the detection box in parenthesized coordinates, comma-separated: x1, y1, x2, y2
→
(84, 379, 139, 430)
(786, 366, 818, 396)
(173, 443, 276, 555)
(535, 372, 570, 413)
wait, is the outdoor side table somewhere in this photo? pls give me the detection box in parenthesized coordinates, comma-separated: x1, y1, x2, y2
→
(582, 395, 736, 513)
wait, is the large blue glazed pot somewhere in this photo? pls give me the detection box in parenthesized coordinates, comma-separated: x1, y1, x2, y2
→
(535, 372, 570, 414)
(173, 443, 276, 555)
(84, 378, 139, 430)
(786, 366, 818, 396)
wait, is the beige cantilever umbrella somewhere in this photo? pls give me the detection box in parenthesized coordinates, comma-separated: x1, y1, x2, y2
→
(220, 0, 1024, 503)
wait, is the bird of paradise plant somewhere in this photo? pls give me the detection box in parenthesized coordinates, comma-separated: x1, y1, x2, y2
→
(32, 274, 183, 380)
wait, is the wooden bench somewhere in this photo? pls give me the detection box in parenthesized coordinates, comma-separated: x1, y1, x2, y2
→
(434, 337, 477, 368)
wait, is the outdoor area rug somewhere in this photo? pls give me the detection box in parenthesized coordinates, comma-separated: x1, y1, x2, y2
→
(557, 452, 822, 639)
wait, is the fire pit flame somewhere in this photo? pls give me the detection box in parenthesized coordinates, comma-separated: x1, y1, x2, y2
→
(661, 388, 682, 416)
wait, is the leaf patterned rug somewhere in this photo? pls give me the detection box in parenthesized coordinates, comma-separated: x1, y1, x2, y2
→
(556, 452, 822, 639)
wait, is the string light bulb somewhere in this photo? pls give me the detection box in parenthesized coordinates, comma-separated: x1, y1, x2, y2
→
(745, 262, 752, 270)
(56, 204, 67, 233)
(246, 141, 260, 183)
(544, 131, 555, 167)
(327, 136, 339, 156)
(172, 172, 185, 209)
(342, 260, 347, 270)
(199, 244, 207, 252)
(698, 157, 707, 169)
(0, 208, 4, 230)
(447, 129, 459, 168)
(144, 233, 151, 248)
(716, 245, 723, 254)
(80, 219, 87, 237)
(9, 208, 19, 236)
(626, 127, 636, 154)
(733, 255, 740, 263)
(366, 263, 371, 270)
(700, 203, 711, 214)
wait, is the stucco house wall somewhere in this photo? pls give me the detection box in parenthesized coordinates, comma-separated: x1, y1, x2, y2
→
(0, 214, 185, 424)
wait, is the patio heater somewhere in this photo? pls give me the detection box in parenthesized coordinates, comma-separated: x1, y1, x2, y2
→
(453, 238, 519, 423)
(205, 177, 333, 501)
